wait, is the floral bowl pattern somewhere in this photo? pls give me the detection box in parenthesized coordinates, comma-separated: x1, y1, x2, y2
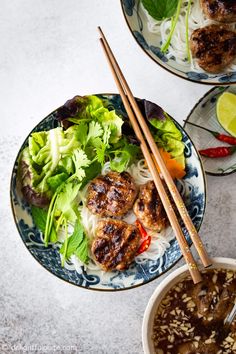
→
(121, 0, 236, 85)
(10, 94, 206, 291)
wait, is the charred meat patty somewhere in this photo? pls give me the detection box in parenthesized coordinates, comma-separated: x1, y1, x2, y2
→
(200, 0, 236, 23)
(190, 24, 236, 73)
(87, 171, 137, 217)
(91, 219, 141, 271)
(133, 181, 168, 232)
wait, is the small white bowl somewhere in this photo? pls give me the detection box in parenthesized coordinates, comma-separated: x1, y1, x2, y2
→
(142, 257, 236, 354)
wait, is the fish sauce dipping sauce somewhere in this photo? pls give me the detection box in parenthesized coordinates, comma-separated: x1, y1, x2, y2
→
(142, 258, 236, 354)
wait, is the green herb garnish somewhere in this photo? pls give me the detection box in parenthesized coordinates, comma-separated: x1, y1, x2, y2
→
(60, 219, 89, 265)
(141, 0, 179, 21)
(31, 206, 57, 243)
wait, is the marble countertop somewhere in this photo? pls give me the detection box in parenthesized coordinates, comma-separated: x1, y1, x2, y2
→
(1, 1, 236, 353)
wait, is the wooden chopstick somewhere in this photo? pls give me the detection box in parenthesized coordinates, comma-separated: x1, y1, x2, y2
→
(99, 38, 202, 284)
(98, 27, 211, 270)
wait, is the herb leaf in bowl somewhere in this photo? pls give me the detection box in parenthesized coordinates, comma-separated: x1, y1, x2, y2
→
(60, 219, 89, 265)
(141, 0, 178, 21)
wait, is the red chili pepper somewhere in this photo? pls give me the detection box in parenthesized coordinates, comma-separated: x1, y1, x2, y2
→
(135, 220, 147, 240)
(137, 236, 151, 255)
(184, 121, 236, 145)
(199, 146, 236, 158)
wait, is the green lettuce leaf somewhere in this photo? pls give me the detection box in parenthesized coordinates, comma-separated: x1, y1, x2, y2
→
(141, 99, 185, 166)
(150, 115, 184, 159)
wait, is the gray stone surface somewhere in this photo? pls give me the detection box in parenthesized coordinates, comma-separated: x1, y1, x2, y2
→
(0, 1, 235, 353)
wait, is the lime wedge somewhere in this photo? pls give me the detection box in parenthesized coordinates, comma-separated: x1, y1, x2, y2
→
(216, 92, 236, 137)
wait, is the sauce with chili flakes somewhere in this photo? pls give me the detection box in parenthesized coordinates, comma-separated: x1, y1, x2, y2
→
(152, 269, 236, 354)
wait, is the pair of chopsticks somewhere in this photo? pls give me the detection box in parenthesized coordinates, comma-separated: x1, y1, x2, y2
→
(98, 27, 211, 284)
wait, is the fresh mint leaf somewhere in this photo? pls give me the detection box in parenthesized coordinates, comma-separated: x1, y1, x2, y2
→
(32, 206, 57, 243)
(141, 0, 178, 21)
(75, 236, 89, 264)
(60, 219, 89, 264)
(60, 219, 83, 258)
(32, 206, 47, 233)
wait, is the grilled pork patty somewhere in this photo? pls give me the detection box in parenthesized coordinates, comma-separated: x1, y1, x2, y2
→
(92, 219, 141, 271)
(190, 24, 236, 73)
(133, 181, 167, 232)
(86, 171, 137, 217)
(200, 0, 236, 23)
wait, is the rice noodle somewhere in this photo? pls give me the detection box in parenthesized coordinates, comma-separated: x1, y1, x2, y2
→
(142, 1, 236, 71)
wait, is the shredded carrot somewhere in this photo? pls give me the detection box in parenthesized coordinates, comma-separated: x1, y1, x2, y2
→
(150, 148, 186, 179)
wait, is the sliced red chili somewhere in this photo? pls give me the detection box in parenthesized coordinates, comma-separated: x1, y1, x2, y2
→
(135, 219, 147, 240)
(136, 236, 151, 255)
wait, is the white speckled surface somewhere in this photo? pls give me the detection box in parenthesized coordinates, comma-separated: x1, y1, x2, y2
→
(1, 1, 236, 353)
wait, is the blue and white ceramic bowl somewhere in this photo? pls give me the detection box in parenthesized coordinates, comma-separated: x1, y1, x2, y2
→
(120, 0, 236, 85)
(10, 94, 206, 291)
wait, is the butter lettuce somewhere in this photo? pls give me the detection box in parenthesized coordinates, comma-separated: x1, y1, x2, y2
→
(150, 114, 184, 158)
(19, 127, 90, 207)
(138, 99, 185, 168)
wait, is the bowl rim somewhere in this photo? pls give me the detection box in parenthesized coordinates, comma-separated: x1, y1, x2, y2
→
(142, 256, 236, 353)
(10, 93, 207, 292)
(120, 0, 236, 86)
